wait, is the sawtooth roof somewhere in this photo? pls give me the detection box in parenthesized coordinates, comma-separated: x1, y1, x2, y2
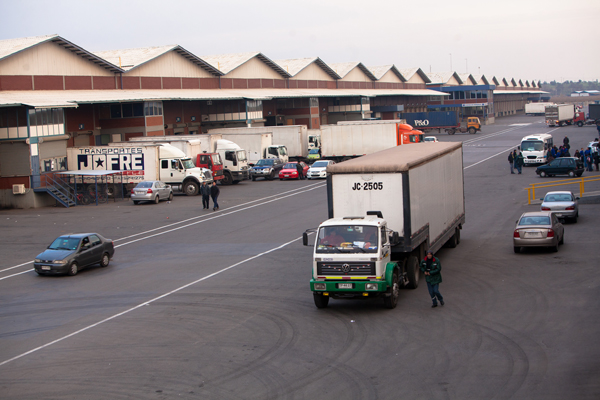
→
(328, 62, 377, 81)
(274, 57, 340, 79)
(201, 52, 290, 78)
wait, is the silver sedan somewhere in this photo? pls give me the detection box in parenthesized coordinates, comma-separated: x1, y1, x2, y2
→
(131, 181, 173, 205)
(540, 191, 579, 223)
(513, 211, 564, 253)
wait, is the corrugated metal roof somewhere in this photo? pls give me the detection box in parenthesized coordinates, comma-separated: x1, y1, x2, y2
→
(93, 45, 221, 76)
(367, 65, 406, 82)
(426, 72, 463, 85)
(397, 68, 431, 84)
(0, 88, 449, 108)
(201, 52, 290, 78)
(328, 62, 376, 81)
(457, 73, 476, 85)
(0, 34, 122, 73)
(274, 57, 341, 80)
(493, 90, 549, 95)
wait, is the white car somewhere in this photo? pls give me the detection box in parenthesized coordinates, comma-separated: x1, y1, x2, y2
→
(423, 136, 439, 142)
(307, 160, 336, 179)
(540, 191, 579, 223)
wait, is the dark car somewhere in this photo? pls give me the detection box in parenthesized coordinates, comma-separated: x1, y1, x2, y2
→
(34, 233, 115, 276)
(536, 157, 583, 178)
(250, 158, 285, 181)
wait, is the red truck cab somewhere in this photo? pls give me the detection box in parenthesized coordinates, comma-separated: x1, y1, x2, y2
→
(196, 153, 224, 182)
(574, 111, 586, 127)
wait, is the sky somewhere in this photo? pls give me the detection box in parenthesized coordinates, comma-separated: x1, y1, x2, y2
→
(1, 0, 599, 83)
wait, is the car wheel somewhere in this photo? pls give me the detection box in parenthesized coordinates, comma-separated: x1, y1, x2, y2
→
(251, 176, 256, 181)
(313, 293, 329, 309)
(133, 201, 139, 205)
(100, 253, 110, 267)
(540, 171, 547, 177)
(576, 173, 583, 177)
(406, 256, 419, 289)
(154, 195, 160, 204)
(279, 178, 283, 181)
(383, 270, 400, 309)
(559, 234, 564, 245)
(168, 192, 173, 201)
(571, 215, 577, 223)
(513, 246, 520, 254)
(551, 242, 559, 252)
(67, 262, 78, 276)
(568, 171, 575, 178)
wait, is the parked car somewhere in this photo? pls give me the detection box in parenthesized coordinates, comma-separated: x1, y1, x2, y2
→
(307, 148, 321, 161)
(250, 158, 284, 181)
(34, 233, 115, 276)
(423, 136, 439, 142)
(513, 211, 564, 253)
(535, 157, 583, 177)
(279, 161, 309, 180)
(307, 160, 336, 179)
(131, 180, 173, 205)
(540, 191, 579, 223)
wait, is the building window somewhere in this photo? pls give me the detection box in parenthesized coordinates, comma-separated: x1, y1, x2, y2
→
(144, 101, 163, 116)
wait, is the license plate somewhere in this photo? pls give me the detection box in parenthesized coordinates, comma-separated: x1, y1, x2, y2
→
(338, 283, 353, 289)
(525, 232, 542, 238)
(284, 175, 289, 177)
(41, 266, 51, 270)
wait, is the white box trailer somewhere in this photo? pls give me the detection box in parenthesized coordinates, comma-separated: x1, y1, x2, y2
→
(209, 125, 308, 160)
(545, 104, 575, 126)
(304, 142, 464, 309)
(209, 132, 274, 164)
(525, 102, 555, 115)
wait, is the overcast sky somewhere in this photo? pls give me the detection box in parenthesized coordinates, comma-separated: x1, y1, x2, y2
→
(1, 0, 599, 83)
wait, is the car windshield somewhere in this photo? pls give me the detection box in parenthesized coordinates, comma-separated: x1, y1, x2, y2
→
(544, 194, 572, 202)
(521, 141, 544, 151)
(519, 216, 551, 226)
(316, 225, 378, 253)
(309, 149, 320, 154)
(284, 163, 297, 169)
(48, 237, 80, 250)
(181, 158, 195, 169)
(311, 161, 328, 168)
(256, 159, 273, 166)
(136, 182, 153, 188)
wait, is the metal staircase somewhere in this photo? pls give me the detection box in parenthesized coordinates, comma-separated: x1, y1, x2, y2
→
(34, 174, 76, 208)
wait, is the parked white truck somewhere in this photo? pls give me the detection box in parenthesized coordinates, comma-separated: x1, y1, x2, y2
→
(209, 125, 307, 161)
(207, 129, 288, 164)
(303, 142, 465, 309)
(319, 120, 424, 162)
(123, 135, 249, 185)
(525, 102, 555, 116)
(545, 104, 576, 127)
(67, 143, 213, 195)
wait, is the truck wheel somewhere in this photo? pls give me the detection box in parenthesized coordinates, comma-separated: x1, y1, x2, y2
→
(313, 293, 329, 309)
(383, 270, 400, 309)
(222, 171, 233, 185)
(251, 176, 256, 181)
(448, 128, 456, 135)
(468, 127, 476, 134)
(267, 171, 275, 181)
(446, 230, 458, 248)
(183, 181, 199, 196)
(577, 121, 584, 127)
(406, 256, 419, 289)
(455, 228, 461, 244)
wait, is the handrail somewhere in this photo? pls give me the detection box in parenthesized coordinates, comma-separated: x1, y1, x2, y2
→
(525, 176, 600, 204)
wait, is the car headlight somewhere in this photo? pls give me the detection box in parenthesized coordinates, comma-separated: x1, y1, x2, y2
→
(53, 259, 67, 264)
(366, 283, 378, 290)
(34, 259, 41, 263)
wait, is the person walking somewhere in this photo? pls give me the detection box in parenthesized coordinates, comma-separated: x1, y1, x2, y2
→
(200, 181, 211, 210)
(584, 147, 593, 172)
(420, 251, 444, 308)
(508, 151, 515, 174)
(516, 151, 524, 174)
(512, 149, 518, 172)
(210, 181, 220, 211)
(563, 135, 570, 149)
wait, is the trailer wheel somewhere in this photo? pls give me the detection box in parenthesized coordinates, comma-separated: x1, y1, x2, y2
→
(468, 127, 476, 134)
(222, 171, 233, 185)
(313, 293, 329, 309)
(446, 229, 458, 248)
(183, 181, 199, 196)
(383, 270, 400, 309)
(447, 128, 456, 135)
(406, 256, 419, 289)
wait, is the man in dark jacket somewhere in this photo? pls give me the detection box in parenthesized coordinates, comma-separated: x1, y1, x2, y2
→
(210, 181, 220, 211)
(508, 151, 515, 174)
(200, 181, 211, 209)
(420, 251, 444, 308)
(515, 151, 524, 174)
(295, 162, 305, 180)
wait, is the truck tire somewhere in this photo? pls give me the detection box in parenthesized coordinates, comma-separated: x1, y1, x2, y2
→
(468, 127, 476, 134)
(383, 270, 400, 309)
(446, 229, 458, 248)
(313, 293, 329, 309)
(406, 256, 419, 289)
(447, 128, 456, 135)
(577, 121, 584, 127)
(183, 181, 199, 196)
(222, 171, 233, 185)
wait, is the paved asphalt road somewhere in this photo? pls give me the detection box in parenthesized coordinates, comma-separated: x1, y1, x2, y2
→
(0, 115, 599, 399)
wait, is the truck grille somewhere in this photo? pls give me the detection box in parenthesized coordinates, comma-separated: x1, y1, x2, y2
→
(317, 261, 375, 276)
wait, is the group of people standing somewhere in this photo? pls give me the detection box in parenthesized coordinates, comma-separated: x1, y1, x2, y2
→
(507, 149, 524, 174)
(200, 181, 220, 211)
(574, 138, 599, 172)
(546, 136, 573, 162)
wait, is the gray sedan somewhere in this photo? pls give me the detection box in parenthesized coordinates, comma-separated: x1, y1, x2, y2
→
(131, 180, 173, 204)
(513, 211, 564, 253)
(540, 191, 579, 223)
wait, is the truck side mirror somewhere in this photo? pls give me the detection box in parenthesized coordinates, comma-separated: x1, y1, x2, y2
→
(302, 232, 309, 246)
(390, 231, 399, 245)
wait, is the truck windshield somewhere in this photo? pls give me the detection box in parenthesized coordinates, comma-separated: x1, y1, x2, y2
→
(237, 150, 247, 162)
(316, 225, 378, 253)
(212, 154, 222, 166)
(181, 158, 196, 169)
(521, 141, 543, 151)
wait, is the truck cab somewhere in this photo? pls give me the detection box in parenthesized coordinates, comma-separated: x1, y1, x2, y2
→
(308, 134, 321, 150)
(467, 117, 481, 132)
(157, 144, 213, 196)
(304, 213, 405, 309)
(215, 139, 249, 185)
(266, 145, 288, 163)
(196, 152, 224, 182)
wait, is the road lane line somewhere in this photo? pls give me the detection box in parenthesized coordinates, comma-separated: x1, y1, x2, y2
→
(0, 235, 303, 367)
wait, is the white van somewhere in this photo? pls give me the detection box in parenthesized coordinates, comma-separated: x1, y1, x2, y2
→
(520, 134, 553, 165)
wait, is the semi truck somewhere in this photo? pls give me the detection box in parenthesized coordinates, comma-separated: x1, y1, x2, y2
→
(545, 104, 585, 127)
(67, 143, 213, 196)
(319, 120, 424, 163)
(207, 129, 288, 164)
(127, 135, 249, 185)
(400, 111, 481, 135)
(525, 102, 555, 116)
(303, 142, 465, 309)
(588, 103, 600, 126)
(209, 125, 308, 161)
